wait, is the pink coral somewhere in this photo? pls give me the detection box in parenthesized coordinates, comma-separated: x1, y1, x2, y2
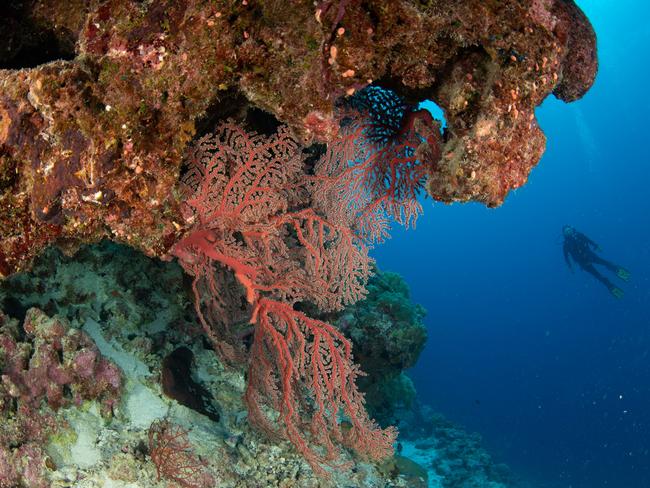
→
(529, 0, 557, 32)
(0, 308, 122, 486)
(1, 309, 121, 411)
(14, 445, 49, 488)
(0, 447, 19, 488)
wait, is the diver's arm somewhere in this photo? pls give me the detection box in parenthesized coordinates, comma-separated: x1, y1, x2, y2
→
(563, 243, 573, 271)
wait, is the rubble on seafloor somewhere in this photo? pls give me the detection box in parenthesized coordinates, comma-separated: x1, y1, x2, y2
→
(398, 409, 517, 488)
(0, 0, 597, 275)
(0, 241, 515, 487)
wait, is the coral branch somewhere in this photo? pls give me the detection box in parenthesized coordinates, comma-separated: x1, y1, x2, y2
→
(246, 298, 396, 474)
(172, 119, 395, 474)
(314, 87, 442, 243)
(148, 419, 213, 488)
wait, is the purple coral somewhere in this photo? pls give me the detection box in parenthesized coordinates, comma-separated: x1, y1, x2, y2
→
(0, 307, 122, 486)
(1, 308, 121, 411)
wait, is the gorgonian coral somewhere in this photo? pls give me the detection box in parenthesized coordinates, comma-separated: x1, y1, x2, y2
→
(148, 419, 213, 488)
(170, 85, 441, 472)
(316, 87, 441, 243)
(172, 114, 430, 473)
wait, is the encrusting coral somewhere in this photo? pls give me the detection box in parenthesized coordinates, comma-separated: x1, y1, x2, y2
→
(0, 307, 121, 487)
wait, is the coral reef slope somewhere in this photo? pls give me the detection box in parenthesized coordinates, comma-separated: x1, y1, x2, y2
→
(0, 0, 597, 275)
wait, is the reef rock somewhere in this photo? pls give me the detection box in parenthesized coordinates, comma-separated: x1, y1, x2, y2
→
(0, 0, 597, 278)
(335, 269, 427, 427)
(0, 307, 121, 487)
(0, 241, 430, 487)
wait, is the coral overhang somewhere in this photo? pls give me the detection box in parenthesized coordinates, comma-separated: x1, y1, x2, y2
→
(0, 0, 597, 276)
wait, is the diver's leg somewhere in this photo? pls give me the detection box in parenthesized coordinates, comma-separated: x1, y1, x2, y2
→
(590, 255, 617, 271)
(591, 255, 630, 281)
(582, 264, 624, 298)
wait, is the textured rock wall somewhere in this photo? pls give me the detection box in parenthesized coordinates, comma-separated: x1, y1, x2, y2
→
(0, 0, 597, 276)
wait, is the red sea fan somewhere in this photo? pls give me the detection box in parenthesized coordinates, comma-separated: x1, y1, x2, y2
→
(245, 298, 395, 472)
(314, 88, 442, 244)
(172, 120, 394, 475)
(148, 419, 213, 488)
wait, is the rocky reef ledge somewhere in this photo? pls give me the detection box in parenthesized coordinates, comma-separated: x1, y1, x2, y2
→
(1, 0, 596, 276)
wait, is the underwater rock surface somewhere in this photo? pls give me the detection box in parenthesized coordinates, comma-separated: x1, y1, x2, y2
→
(0, 307, 121, 488)
(0, 0, 597, 275)
(0, 242, 515, 486)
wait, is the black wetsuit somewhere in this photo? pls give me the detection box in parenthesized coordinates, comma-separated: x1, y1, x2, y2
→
(563, 231, 619, 293)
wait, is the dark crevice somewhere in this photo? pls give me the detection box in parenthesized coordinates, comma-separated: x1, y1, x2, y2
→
(192, 89, 250, 139)
(0, 1, 76, 69)
(303, 142, 326, 176)
(243, 106, 282, 136)
(182, 89, 285, 181)
(2, 296, 30, 324)
(193, 88, 283, 139)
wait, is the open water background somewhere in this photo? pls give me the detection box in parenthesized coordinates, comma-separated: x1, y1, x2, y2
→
(373, 1, 650, 486)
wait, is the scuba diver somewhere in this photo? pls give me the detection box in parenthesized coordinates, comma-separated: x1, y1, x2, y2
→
(562, 225, 630, 298)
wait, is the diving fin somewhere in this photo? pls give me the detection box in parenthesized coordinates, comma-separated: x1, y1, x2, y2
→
(610, 286, 625, 299)
(616, 268, 630, 282)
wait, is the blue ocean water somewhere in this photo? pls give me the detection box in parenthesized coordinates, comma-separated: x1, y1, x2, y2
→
(372, 1, 650, 487)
